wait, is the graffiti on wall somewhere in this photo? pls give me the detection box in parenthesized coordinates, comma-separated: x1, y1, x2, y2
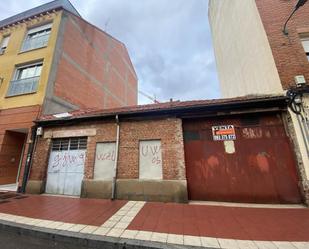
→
(94, 142, 116, 180)
(141, 143, 162, 165)
(96, 149, 116, 162)
(139, 140, 162, 179)
(48, 150, 86, 173)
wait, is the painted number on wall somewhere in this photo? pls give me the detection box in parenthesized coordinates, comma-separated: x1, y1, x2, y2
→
(139, 140, 162, 180)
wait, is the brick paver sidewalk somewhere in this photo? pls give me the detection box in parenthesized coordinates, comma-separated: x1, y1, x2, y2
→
(0, 194, 308, 248)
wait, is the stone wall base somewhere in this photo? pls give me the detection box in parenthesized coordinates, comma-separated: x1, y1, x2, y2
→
(26, 180, 44, 194)
(81, 179, 188, 203)
(116, 179, 188, 203)
(81, 180, 112, 199)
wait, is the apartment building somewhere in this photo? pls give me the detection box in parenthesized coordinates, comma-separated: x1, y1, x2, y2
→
(209, 0, 309, 203)
(0, 0, 137, 190)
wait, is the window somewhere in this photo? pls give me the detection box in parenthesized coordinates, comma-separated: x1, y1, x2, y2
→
(0, 36, 10, 54)
(21, 23, 52, 52)
(52, 137, 88, 151)
(301, 37, 309, 61)
(7, 62, 42, 96)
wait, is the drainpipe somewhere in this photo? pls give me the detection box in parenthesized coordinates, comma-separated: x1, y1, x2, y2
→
(19, 125, 38, 193)
(111, 115, 120, 200)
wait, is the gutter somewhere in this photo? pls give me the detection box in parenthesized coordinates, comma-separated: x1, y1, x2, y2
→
(19, 125, 38, 193)
(111, 115, 120, 200)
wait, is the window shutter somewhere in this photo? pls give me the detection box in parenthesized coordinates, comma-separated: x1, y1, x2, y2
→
(301, 38, 309, 52)
(27, 23, 52, 35)
(1, 36, 9, 48)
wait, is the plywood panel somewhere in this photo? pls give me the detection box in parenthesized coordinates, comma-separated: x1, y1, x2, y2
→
(139, 140, 162, 180)
(94, 142, 116, 180)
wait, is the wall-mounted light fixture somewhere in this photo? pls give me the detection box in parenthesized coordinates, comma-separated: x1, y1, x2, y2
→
(283, 0, 308, 35)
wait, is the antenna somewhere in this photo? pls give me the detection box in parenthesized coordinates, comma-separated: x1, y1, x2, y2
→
(138, 90, 160, 104)
(104, 18, 110, 32)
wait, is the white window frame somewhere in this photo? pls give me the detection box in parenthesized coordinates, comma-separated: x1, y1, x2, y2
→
(0, 35, 10, 54)
(301, 37, 309, 61)
(21, 23, 52, 52)
(14, 62, 43, 80)
(7, 61, 43, 97)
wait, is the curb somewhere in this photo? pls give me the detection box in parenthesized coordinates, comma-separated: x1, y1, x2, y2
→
(0, 220, 215, 249)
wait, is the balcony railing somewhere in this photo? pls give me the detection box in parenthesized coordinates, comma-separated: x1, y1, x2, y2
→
(7, 76, 40, 97)
(21, 34, 50, 52)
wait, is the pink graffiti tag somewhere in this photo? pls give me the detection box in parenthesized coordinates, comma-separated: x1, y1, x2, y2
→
(142, 145, 161, 156)
(152, 156, 161, 165)
(141, 145, 161, 166)
(51, 151, 85, 171)
(96, 150, 116, 161)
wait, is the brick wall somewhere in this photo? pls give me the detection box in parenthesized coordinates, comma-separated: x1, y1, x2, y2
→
(53, 11, 138, 111)
(255, 0, 309, 89)
(29, 118, 186, 183)
(0, 105, 41, 186)
(117, 118, 186, 180)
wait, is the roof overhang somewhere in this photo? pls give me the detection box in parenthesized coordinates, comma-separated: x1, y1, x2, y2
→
(36, 96, 289, 127)
(0, 0, 80, 30)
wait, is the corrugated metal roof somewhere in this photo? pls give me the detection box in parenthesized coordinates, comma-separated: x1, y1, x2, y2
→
(38, 94, 287, 123)
(0, 0, 80, 29)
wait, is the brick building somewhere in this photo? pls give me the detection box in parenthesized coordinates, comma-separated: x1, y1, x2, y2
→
(26, 96, 307, 204)
(0, 0, 137, 190)
(209, 0, 309, 203)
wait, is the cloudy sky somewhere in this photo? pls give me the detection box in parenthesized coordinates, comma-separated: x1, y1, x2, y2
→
(0, 0, 220, 104)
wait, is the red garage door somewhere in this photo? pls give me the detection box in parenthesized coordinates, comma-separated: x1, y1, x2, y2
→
(183, 114, 302, 204)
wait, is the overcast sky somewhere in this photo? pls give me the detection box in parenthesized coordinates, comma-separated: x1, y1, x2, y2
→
(0, 0, 220, 104)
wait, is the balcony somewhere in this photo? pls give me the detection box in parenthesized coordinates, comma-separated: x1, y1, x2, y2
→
(21, 34, 50, 52)
(7, 76, 40, 97)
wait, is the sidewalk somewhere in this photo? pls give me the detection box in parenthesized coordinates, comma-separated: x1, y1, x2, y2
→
(0, 193, 308, 248)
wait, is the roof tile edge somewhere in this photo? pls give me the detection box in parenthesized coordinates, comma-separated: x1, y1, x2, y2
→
(0, 0, 80, 29)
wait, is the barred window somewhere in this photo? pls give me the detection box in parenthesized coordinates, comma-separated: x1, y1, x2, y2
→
(51, 137, 87, 151)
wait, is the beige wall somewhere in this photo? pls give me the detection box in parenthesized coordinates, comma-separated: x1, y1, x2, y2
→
(209, 0, 283, 97)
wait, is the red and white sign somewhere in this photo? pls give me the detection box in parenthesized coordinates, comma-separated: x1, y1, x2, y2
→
(212, 125, 236, 141)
